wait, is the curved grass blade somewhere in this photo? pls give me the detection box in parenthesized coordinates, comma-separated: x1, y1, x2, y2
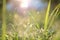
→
(48, 4, 60, 24)
(48, 8, 59, 29)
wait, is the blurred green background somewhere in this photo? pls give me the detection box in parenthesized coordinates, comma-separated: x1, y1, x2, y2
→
(0, 0, 60, 40)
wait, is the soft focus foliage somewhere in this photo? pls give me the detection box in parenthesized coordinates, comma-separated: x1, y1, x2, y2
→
(0, 0, 60, 40)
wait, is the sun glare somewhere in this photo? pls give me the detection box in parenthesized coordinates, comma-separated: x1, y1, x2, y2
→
(20, 0, 30, 8)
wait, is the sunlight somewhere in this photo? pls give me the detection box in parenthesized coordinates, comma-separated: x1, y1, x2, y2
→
(20, 0, 30, 8)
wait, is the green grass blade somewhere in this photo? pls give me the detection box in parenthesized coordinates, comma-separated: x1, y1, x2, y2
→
(14, 33, 18, 40)
(29, 11, 40, 29)
(2, 0, 6, 40)
(48, 4, 60, 24)
(44, 0, 51, 30)
(49, 8, 59, 28)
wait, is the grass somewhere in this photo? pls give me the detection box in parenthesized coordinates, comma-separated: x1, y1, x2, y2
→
(1, 0, 60, 40)
(2, 0, 6, 40)
(44, 0, 51, 30)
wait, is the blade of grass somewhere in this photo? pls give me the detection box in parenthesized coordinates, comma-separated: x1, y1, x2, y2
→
(48, 4, 60, 29)
(14, 32, 18, 40)
(48, 4, 60, 24)
(29, 11, 40, 29)
(49, 8, 60, 28)
(44, 0, 51, 30)
(2, 0, 6, 40)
